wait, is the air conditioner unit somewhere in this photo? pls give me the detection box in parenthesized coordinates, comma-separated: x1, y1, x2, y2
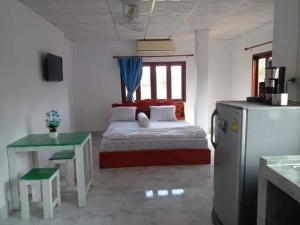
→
(137, 39, 175, 52)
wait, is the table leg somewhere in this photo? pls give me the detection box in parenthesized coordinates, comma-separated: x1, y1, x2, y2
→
(31, 151, 39, 167)
(84, 143, 90, 183)
(88, 136, 94, 185)
(31, 181, 41, 202)
(75, 145, 86, 207)
(257, 164, 268, 225)
(66, 159, 76, 187)
(7, 148, 20, 210)
(31, 152, 41, 202)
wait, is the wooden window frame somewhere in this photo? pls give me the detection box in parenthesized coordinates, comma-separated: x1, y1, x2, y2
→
(121, 61, 186, 102)
(252, 51, 272, 97)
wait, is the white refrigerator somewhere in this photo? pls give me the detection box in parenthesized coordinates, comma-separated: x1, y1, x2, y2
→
(211, 101, 300, 225)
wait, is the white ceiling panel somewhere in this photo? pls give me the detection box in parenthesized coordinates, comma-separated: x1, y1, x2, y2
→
(19, 0, 275, 41)
(154, 1, 197, 14)
(117, 24, 145, 40)
(211, 20, 247, 31)
(80, 23, 115, 32)
(174, 31, 194, 41)
(60, 0, 84, 14)
(108, 0, 152, 14)
(73, 13, 113, 24)
(192, 0, 239, 17)
(112, 14, 149, 24)
(146, 23, 179, 38)
(21, 0, 65, 14)
(185, 15, 219, 29)
(209, 30, 232, 39)
(149, 14, 186, 25)
(239, 22, 270, 31)
(84, 31, 119, 41)
(42, 14, 78, 31)
(79, 0, 109, 14)
(42, 14, 88, 40)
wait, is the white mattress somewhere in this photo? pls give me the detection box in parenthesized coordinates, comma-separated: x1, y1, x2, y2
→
(101, 121, 208, 152)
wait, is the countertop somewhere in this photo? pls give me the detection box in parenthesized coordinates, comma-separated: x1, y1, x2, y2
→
(260, 155, 300, 203)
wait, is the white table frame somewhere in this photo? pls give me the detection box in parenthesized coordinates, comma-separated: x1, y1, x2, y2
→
(7, 133, 94, 210)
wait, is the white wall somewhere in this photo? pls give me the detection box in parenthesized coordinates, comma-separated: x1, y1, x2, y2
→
(71, 38, 197, 131)
(195, 30, 209, 131)
(71, 41, 136, 131)
(0, 0, 73, 218)
(230, 23, 274, 100)
(207, 40, 232, 129)
(203, 23, 274, 132)
(272, 0, 300, 102)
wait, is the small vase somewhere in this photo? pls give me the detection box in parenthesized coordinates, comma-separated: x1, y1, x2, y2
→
(49, 131, 58, 139)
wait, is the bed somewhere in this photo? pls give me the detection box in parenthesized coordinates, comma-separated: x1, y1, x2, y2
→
(99, 100, 211, 168)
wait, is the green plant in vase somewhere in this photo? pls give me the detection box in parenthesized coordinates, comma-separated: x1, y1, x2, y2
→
(46, 110, 61, 139)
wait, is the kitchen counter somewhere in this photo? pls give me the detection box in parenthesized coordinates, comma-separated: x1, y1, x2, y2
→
(257, 155, 300, 225)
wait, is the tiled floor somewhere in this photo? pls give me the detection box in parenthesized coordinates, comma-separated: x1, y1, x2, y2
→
(3, 133, 214, 225)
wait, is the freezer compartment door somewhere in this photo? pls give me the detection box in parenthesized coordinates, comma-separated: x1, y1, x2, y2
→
(213, 103, 245, 225)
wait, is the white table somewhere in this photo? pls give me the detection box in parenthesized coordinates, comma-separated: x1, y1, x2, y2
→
(7, 132, 94, 209)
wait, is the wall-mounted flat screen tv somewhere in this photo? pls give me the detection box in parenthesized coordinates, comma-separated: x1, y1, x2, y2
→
(45, 53, 63, 82)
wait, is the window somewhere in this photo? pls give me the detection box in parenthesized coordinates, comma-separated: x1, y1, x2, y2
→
(252, 51, 272, 97)
(140, 66, 151, 99)
(171, 65, 182, 99)
(121, 61, 186, 102)
(156, 65, 167, 99)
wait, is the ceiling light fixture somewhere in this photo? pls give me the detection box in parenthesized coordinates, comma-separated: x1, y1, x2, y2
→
(112, 0, 144, 32)
(122, 0, 139, 20)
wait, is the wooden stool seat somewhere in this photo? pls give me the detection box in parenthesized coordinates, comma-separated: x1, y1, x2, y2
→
(19, 168, 61, 219)
(49, 150, 75, 161)
(21, 168, 58, 180)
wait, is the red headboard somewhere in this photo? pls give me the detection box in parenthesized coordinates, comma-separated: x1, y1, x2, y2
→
(112, 99, 185, 120)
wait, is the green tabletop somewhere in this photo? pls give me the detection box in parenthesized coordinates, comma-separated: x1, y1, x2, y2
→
(7, 132, 90, 148)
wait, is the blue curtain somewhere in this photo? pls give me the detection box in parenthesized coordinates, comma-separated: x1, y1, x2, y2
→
(118, 57, 143, 101)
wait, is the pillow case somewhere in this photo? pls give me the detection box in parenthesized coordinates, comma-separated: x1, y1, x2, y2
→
(137, 112, 149, 127)
(110, 107, 137, 122)
(150, 105, 177, 121)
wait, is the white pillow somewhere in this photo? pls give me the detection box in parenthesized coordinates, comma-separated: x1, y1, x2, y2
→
(150, 106, 177, 121)
(110, 107, 137, 122)
(137, 112, 149, 127)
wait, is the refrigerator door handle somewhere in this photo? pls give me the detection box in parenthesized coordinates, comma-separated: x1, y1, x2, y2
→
(211, 109, 218, 148)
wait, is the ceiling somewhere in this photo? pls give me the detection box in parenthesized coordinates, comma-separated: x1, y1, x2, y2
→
(20, 0, 274, 41)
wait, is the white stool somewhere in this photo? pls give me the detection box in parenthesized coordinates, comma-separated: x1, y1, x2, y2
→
(19, 168, 61, 219)
(49, 150, 76, 189)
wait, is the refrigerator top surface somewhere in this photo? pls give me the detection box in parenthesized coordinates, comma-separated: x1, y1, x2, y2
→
(217, 101, 300, 110)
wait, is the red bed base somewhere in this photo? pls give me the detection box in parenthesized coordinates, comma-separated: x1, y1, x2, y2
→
(99, 149, 211, 168)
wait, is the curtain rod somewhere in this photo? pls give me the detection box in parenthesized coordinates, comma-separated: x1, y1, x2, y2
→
(113, 54, 194, 58)
(244, 41, 273, 51)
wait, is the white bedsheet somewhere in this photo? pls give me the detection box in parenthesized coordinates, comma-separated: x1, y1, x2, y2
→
(106, 120, 194, 130)
(103, 123, 206, 140)
(101, 121, 208, 152)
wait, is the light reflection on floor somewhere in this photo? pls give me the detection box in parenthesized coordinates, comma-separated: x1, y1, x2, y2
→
(145, 189, 185, 198)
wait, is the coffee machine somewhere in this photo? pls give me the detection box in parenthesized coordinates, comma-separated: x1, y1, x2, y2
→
(264, 66, 286, 105)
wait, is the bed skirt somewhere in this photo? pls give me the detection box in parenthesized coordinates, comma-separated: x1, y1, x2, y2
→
(99, 149, 211, 168)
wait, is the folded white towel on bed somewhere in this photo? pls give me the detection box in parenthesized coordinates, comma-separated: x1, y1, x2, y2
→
(103, 125, 207, 140)
(137, 112, 149, 127)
